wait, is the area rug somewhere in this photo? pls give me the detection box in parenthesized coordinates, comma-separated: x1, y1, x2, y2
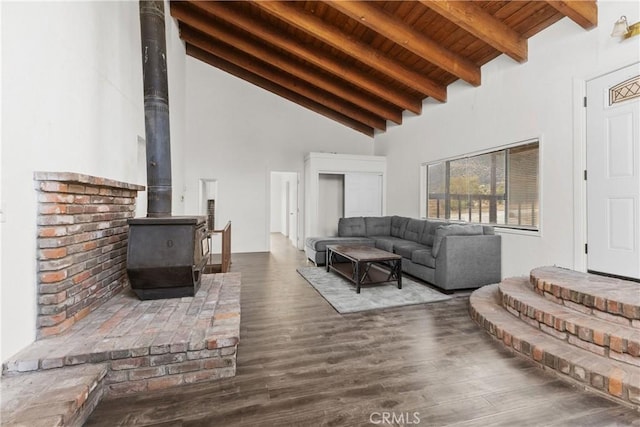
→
(297, 266, 451, 313)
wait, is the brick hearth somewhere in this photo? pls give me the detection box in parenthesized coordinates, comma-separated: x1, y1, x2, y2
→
(2, 272, 240, 424)
(3, 273, 240, 395)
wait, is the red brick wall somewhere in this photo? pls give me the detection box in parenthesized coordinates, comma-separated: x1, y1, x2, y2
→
(35, 172, 145, 338)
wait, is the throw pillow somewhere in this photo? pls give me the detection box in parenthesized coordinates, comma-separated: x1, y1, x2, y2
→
(432, 224, 484, 257)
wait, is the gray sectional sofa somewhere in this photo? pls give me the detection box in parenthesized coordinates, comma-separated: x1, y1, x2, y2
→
(305, 216, 501, 292)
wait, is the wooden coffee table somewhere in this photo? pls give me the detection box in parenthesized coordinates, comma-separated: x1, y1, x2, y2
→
(326, 245, 402, 293)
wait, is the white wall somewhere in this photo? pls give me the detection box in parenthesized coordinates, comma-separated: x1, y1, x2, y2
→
(374, 1, 640, 279)
(184, 58, 373, 253)
(0, 1, 187, 361)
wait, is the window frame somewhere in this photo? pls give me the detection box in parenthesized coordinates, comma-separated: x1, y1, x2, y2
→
(420, 137, 542, 235)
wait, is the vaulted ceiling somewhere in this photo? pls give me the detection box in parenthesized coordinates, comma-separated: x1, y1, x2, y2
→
(170, 1, 597, 137)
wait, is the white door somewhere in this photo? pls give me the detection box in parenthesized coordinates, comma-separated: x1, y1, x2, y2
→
(288, 176, 299, 247)
(344, 173, 383, 218)
(284, 182, 290, 238)
(586, 63, 640, 279)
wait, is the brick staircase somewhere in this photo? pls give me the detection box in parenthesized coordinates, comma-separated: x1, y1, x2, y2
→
(1, 273, 241, 426)
(470, 266, 640, 409)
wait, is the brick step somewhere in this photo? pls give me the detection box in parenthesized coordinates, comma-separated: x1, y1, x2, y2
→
(499, 277, 640, 366)
(1, 363, 107, 426)
(470, 284, 640, 409)
(2, 273, 241, 396)
(530, 266, 640, 323)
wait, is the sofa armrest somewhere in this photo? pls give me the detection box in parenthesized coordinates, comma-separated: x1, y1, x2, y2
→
(434, 235, 501, 290)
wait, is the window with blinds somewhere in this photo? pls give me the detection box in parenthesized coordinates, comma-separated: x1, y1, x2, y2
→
(426, 140, 539, 231)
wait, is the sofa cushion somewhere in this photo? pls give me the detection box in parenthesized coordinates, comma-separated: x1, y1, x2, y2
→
(483, 225, 495, 235)
(403, 219, 426, 242)
(393, 242, 429, 259)
(338, 217, 366, 237)
(420, 220, 448, 246)
(432, 224, 484, 257)
(305, 236, 374, 252)
(390, 216, 410, 238)
(370, 236, 407, 253)
(365, 216, 391, 236)
(411, 249, 436, 268)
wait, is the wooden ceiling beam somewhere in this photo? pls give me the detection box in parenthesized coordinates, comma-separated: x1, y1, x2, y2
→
(181, 26, 387, 132)
(186, 45, 375, 137)
(184, 1, 422, 114)
(544, 1, 597, 30)
(171, 3, 402, 124)
(329, 1, 481, 85)
(419, 0, 528, 63)
(250, 0, 447, 102)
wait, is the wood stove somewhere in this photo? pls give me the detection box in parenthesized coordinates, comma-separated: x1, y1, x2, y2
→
(127, 216, 209, 299)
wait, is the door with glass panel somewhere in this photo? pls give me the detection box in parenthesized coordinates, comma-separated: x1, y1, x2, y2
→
(586, 63, 640, 279)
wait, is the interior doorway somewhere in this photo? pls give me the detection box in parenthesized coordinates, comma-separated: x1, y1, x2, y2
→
(318, 173, 344, 237)
(270, 172, 299, 249)
(198, 178, 221, 260)
(198, 179, 218, 230)
(586, 63, 640, 280)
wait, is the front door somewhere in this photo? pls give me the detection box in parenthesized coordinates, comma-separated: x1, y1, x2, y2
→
(586, 63, 640, 279)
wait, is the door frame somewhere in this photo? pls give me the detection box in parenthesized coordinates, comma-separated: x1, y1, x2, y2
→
(572, 62, 640, 273)
(269, 171, 300, 249)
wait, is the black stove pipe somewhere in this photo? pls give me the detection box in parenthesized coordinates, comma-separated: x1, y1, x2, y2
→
(128, 2, 208, 300)
(140, 0, 172, 217)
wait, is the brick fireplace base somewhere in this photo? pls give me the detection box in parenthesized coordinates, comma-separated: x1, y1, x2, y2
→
(3, 273, 240, 395)
(1, 272, 241, 424)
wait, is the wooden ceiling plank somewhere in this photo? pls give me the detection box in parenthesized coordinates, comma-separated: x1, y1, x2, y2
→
(329, 1, 481, 85)
(184, 1, 422, 114)
(544, 1, 597, 30)
(186, 45, 375, 137)
(171, 4, 401, 124)
(181, 27, 387, 131)
(249, 0, 447, 102)
(419, 0, 527, 63)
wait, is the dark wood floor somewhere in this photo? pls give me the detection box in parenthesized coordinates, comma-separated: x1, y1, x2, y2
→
(86, 234, 639, 426)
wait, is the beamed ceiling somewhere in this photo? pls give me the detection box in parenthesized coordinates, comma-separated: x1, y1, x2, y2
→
(170, 1, 597, 137)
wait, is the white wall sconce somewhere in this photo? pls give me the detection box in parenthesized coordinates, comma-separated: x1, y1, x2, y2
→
(611, 16, 640, 40)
